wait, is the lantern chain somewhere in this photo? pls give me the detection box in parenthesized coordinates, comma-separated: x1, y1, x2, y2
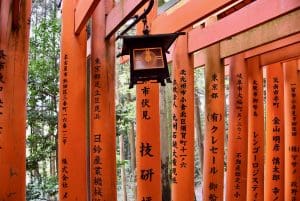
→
(116, 0, 154, 40)
(142, 16, 150, 35)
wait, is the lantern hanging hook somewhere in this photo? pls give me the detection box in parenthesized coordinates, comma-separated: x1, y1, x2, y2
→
(116, 0, 154, 40)
(142, 15, 150, 35)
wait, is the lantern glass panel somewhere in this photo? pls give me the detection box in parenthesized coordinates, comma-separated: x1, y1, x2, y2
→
(133, 47, 164, 70)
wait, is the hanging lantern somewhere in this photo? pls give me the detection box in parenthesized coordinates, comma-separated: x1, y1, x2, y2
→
(119, 32, 184, 88)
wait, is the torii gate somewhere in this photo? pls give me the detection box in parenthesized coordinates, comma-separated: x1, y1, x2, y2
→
(1, 0, 300, 201)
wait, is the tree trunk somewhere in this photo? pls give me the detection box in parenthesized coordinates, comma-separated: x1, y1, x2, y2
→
(195, 93, 203, 179)
(129, 118, 136, 170)
(50, 147, 56, 176)
(119, 135, 128, 201)
(128, 122, 136, 199)
(160, 86, 171, 201)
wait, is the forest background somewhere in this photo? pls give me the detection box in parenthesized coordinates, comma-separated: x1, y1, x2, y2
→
(26, 0, 219, 200)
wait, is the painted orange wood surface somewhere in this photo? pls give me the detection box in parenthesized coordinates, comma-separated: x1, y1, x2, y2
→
(58, 0, 88, 200)
(283, 60, 300, 201)
(244, 33, 300, 59)
(12, 0, 21, 29)
(151, 0, 237, 34)
(74, 0, 101, 34)
(0, 1, 31, 200)
(260, 42, 300, 67)
(188, 0, 300, 53)
(246, 56, 264, 201)
(226, 53, 248, 201)
(136, 82, 162, 201)
(264, 62, 284, 201)
(105, 0, 148, 38)
(135, 2, 162, 200)
(298, 61, 300, 198)
(90, 0, 116, 200)
(171, 32, 194, 201)
(203, 43, 224, 201)
(298, 61, 300, 201)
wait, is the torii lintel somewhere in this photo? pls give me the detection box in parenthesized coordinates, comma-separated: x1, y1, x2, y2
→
(74, 0, 101, 35)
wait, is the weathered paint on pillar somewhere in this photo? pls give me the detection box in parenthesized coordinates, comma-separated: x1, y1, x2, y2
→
(226, 53, 248, 201)
(58, 0, 88, 200)
(203, 42, 224, 201)
(90, 0, 116, 199)
(265, 62, 284, 201)
(283, 60, 300, 201)
(0, 0, 31, 200)
(136, 82, 162, 201)
(246, 56, 264, 201)
(171, 31, 194, 201)
(298, 60, 300, 200)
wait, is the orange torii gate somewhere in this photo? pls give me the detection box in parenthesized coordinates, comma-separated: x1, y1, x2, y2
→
(1, 0, 300, 201)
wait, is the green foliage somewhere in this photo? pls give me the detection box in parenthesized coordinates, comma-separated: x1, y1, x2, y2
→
(115, 59, 137, 199)
(117, 155, 129, 168)
(116, 62, 136, 136)
(116, 103, 135, 136)
(26, 1, 60, 200)
(26, 175, 58, 201)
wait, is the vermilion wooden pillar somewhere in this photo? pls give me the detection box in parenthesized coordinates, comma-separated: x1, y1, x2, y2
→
(90, 0, 116, 200)
(265, 62, 284, 201)
(136, 82, 162, 201)
(283, 60, 300, 201)
(203, 42, 224, 201)
(298, 60, 300, 198)
(58, 0, 88, 200)
(0, 1, 31, 200)
(226, 53, 248, 201)
(298, 61, 300, 201)
(171, 31, 194, 201)
(246, 56, 264, 201)
(135, 2, 162, 200)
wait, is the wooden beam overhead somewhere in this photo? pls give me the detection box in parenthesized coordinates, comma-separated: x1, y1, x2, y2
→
(220, 9, 300, 58)
(260, 42, 300, 66)
(151, 0, 238, 33)
(74, 0, 101, 35)
(192, 33, 300, 68)
(244, 33, 300, 59)
(188, 0, 300, 53)
(105, 0, 148, 38)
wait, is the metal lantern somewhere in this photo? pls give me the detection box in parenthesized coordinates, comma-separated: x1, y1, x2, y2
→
(119, 32, 184, 88)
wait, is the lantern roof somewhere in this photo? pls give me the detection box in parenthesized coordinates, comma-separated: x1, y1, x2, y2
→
(119, 32, 185, 56)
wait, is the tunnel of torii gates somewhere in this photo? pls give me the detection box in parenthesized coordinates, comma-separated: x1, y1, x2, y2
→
(1, 0, 300, 200)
